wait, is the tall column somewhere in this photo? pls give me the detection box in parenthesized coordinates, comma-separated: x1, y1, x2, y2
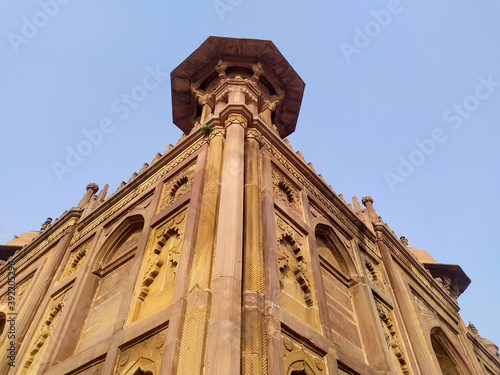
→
(241, 128, 267, 374)
(376, 233, 437, 374)
(204, 113, 247, 375)
(176, 123, 225, 375)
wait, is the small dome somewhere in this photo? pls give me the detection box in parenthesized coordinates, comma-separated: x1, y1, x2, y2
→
(4, 231, 39, 247)
(408, 246, 437, 264)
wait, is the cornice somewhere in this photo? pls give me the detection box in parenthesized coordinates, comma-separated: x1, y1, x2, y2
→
(0, 208, 81, 283)
(70, 129, 208, 245)
(253, 119, 378, 256)
(374, 223, 460, 315)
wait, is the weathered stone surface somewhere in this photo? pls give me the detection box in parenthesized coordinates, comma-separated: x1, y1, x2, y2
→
(0, 37, 497, 375)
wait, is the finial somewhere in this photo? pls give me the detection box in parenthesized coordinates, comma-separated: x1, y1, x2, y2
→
(40, 217, 52, 231)
(361, 196, 373, 206)
(86, 183, 99, 193)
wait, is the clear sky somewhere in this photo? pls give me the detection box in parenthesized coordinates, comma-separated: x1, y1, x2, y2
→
(1, 1, 499, 348)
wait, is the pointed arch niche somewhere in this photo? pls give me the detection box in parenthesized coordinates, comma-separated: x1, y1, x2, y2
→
(130, 208, 188, 322)
(314, 225, 362, 349)
(430, 328, 469, 375)
(76, 216, 145, 351)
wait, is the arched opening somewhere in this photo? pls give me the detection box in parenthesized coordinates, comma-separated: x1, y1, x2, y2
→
(77, 217, 144, 350)
(315, 225, 362, 349)
(316, 231, 349, 279)
(0, 312, 6, 337)
(430, 329, 464, 375)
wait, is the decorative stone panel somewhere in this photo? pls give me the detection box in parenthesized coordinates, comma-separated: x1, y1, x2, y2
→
(375, 299, 411, 375)
(275, 213, 319, 328)
(22, 288, 71, 371)
(275, 214, 313, 307)
(413, 294, 437, 326)
(61, 238, 92, 280)
(114, 328, 167, 375)
(362, 252, 384, 291)
(281, 332, 325, 374)
(131, 207, 188, 322)
(0, 274, 33, 305)
(157, 160, 196, 213)
(272, 165, 303, 218)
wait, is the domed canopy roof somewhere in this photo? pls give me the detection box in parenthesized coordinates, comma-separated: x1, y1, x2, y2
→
(171, 36, 305, 138)
(4, 231, 39, 247)
(408, 246, 437, 264)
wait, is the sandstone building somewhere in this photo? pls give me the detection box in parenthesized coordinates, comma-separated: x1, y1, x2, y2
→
(1, 36, 499, 374)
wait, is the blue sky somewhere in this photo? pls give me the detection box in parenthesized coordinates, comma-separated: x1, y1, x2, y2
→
(1, 1, 500, 347)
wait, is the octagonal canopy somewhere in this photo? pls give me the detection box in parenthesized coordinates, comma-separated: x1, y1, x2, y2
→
(171, 36, 305, 138)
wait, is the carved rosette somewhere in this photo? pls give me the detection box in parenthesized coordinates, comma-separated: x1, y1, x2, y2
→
(281, 333, 325, 374)
(275, 214, 313, 307)
(61, 239, 92, 280)
(157, 160, 196, 213)
(272, 165, 303, 218)
(375, 299, 410, 375)
(23, 289, 70, 369)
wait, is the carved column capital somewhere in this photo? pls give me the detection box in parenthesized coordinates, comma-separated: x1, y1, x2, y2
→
(224, 113, 248, 129)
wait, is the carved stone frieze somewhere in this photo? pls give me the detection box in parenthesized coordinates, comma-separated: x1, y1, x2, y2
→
(132, 208, 187, 321)
(275, 214, 313, 308)
(262, 139, 379, 257)
(157, 160, 196, 213)
(224, 113, 248, 128)
(70, 137, 205, 245)
(23, 289, 70, 369)
(362, 252, 384, 290)
(272, 165, 303, 218)
(375, 299, 411, 375)
(61, 238, 92, 280)
(382, 235, 455, 311)
(281, 332, 325, 375)
(0, 274, 33, 305)
(0, 217, 78, 284)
